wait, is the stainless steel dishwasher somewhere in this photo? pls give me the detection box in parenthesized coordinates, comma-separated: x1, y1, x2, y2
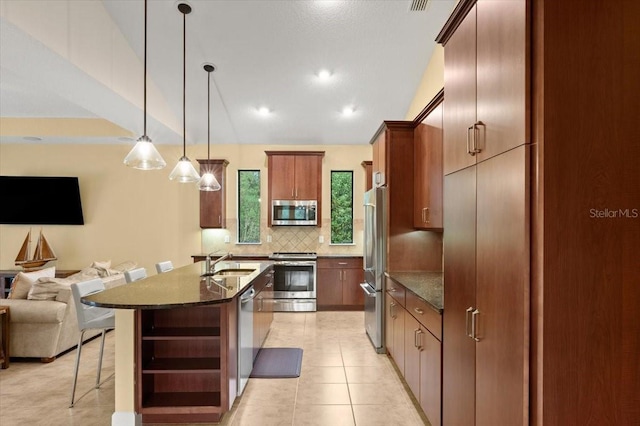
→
(237, 285, 255, 396)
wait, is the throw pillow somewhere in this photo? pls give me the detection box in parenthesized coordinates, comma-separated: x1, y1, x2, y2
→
(8, 266, 56, 299)
(28, 277, 73, 301)
(91, 260, 113, 277)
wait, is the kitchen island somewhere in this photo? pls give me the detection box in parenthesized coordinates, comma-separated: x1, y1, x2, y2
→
(83, 261, 274, 425)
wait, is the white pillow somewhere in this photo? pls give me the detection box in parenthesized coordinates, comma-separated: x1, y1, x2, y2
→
(8, 266, 56, 299)
(112, 261, 138, 273)
(91, 260, 115, 277)
(28, 277, 73, 301)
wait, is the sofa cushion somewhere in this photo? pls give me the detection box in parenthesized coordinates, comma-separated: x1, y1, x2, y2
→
(2, 298, 66, 323)
(28, 277, 74, 301)
(8, 267, 56, 299)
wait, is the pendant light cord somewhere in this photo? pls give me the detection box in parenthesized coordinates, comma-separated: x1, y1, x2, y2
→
(143, 0, 147, 136)
(182, 9, 186, 157)
(207, 69, 211, 160)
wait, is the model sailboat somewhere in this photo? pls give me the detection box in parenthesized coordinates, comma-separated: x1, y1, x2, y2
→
(15, 229, 57, 270)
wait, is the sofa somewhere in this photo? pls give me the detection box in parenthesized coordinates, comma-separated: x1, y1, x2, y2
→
(2, 261, 135, 362)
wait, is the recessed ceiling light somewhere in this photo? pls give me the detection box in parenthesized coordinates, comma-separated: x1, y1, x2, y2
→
(23, 136, 42, 142)
(342, 106, 356, 116)
(317, 69, 332, 81)
(257, 106, 271, 116)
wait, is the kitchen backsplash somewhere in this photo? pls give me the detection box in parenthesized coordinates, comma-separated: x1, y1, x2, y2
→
(202, 218, 363, 256)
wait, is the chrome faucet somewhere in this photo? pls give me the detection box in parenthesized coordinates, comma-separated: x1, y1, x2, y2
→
(205, 252, 233, 273)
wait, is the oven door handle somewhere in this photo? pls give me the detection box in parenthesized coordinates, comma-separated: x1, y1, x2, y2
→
(360, 283, 377, 297)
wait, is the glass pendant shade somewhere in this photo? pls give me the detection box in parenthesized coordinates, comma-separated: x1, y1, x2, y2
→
(197, 171, 221, 191)
(169, 156, 200, 183)
(123, 136, 166, 170)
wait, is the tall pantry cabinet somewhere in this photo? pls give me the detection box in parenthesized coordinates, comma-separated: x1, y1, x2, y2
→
(438, 0, 640, 424)
(437, 0, 530, 425)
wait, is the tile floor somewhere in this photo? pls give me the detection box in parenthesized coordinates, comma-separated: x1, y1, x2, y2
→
(0, 312, 430, 425)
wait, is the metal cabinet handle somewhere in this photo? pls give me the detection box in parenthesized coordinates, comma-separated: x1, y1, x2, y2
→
(416, 329, 424, 350)
(414, 328, 420, 348)
(338, 262, 348, 265)
(424, 207, 430, 224)
(266, 282, 273, 288)
(414, 307, 424, 315)
(466, 307, 473, 338)
(467, 125, 474, 155)
(390, 302, 396, 319)
(471, 308, 480, 342)
(472, 122, 483, 154)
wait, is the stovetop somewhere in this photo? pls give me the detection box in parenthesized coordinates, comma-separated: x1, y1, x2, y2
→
(269, 252, 318, 260)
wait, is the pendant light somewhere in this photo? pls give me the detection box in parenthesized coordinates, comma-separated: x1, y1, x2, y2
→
(169, 2, 200, 183)
(124, 0, 166, 170)
(197, 64, 222, 191)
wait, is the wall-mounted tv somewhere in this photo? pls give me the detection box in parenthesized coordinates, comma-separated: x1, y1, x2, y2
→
(0, 176, 85, 225)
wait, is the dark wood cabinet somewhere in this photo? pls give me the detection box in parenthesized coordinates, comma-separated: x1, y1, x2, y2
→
(438, 1, 529, 424)
(197, 159, 229, 229)
(361, 160, 373, 191)
(265, 151, 324, 226)
(385, 291, 405, 375)
(253, 270, 274, 359)
(136, 304, 234, 423)
(317, 257, 364, 310)
(414, 92, 444, 231)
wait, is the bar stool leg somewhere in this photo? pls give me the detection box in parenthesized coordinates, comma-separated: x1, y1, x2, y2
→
(69, 331, 86, 407)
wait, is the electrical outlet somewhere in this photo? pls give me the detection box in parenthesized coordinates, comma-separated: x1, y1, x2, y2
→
(319, 235, 324, 243)
(224, 235, 230, 243)
(267, 235, 272, 243)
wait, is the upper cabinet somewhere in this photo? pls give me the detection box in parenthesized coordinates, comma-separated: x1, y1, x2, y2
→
(197, 159, 229, 229)
(441, 0, 528, 175)
(265, 151, 324, 226)
(361, 161, 373, 192)
(414, 91, 444, 231)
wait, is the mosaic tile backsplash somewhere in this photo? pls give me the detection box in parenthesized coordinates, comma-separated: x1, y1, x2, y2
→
(202, 219, 363, 256)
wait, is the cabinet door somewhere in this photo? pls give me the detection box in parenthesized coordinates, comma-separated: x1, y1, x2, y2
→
(404, 314, 421, 402)
(420, 328, 442, 426)
(442, 166, 477, 426)
(341, 268, 364, 307)
(372, 132, 386, 186)
(294, 155, 320, 200)
(385, 292, 395, 355)
(270, 155, 296, 200)
(392, 300, 405, 375)
(199, 160, 227, 228)
(443, 5, 477, 175)
(414, 102, 444, 230)
(317, 269, 343, 307)
(476, 0, 529, 161)
(475, 146, 529, 425)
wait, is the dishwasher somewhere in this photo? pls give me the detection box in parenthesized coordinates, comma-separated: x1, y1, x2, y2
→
(237, 285, 255, 396)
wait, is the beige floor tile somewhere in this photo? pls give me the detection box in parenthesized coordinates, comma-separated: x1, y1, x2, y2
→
(301, 351, 344, 367)
(352, 404, 426, 426)
(299, 366, 347, 384)
(341, 350, 391, 367)
(231, 403, 295, 426)
(296, 383, 351, 405)
(240, 378, 298, 405)
(344, 366, 401, 384)
(293, 404, 355, 426)
(349, 383, 413, 406)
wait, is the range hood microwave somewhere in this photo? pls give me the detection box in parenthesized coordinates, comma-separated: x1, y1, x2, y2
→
(272, 200, 317, 226)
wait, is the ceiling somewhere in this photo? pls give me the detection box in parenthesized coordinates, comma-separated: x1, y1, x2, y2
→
(0, 0, 455, 146)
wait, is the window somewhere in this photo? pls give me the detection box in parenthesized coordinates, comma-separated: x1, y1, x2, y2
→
(331, 170, 353, 244)
(238, 170, 261, 243)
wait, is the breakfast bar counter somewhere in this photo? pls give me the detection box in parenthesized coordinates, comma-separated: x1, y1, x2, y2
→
(83, 261, 274, 425)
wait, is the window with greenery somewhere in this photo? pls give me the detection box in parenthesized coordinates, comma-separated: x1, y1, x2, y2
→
(238, 170, 261, 243)
(331, 170, 354, 244)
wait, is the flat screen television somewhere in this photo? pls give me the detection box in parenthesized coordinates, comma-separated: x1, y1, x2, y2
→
(0, 176, 85, 225)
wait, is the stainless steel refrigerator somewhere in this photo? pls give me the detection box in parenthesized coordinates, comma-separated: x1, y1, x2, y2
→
(360, 186, 387, 353)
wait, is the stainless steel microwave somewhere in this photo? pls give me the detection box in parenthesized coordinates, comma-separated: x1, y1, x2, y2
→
(272, 200, 317, 226)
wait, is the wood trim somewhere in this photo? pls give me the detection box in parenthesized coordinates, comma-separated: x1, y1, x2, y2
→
(360, 160, 372, 167)
(368, 121, 415, 145)
(264, 151, 325, 157)
(435, 0, 476, 45)
(196, 159, 229, 166)
(413, 88, 444, 124)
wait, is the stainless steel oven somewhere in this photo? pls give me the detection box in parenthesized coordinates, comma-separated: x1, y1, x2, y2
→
(269, 252, 317, 312)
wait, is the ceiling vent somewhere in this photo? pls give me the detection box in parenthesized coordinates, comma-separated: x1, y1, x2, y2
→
(409, 0, 431, 12)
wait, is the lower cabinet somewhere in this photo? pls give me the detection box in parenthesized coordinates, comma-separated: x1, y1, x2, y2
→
(253, 270, 274, 359)
(317, 257, 364, 310)
(386, 278, 442, 426)
(136, 304, 234, 423)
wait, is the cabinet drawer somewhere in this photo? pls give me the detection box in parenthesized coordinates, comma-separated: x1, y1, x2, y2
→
(406, 291, 441, 341)
(317, 257, 362, 269)
(385, 277, 406, 307)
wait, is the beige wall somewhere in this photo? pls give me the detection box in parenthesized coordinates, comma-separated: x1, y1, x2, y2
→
(0, 143, 371, 273)
(405, 44, 445, 120)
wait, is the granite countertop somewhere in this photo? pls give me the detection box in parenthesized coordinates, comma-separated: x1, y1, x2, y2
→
(385, 271, 443, 313)
(83, 261, 273, 310)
